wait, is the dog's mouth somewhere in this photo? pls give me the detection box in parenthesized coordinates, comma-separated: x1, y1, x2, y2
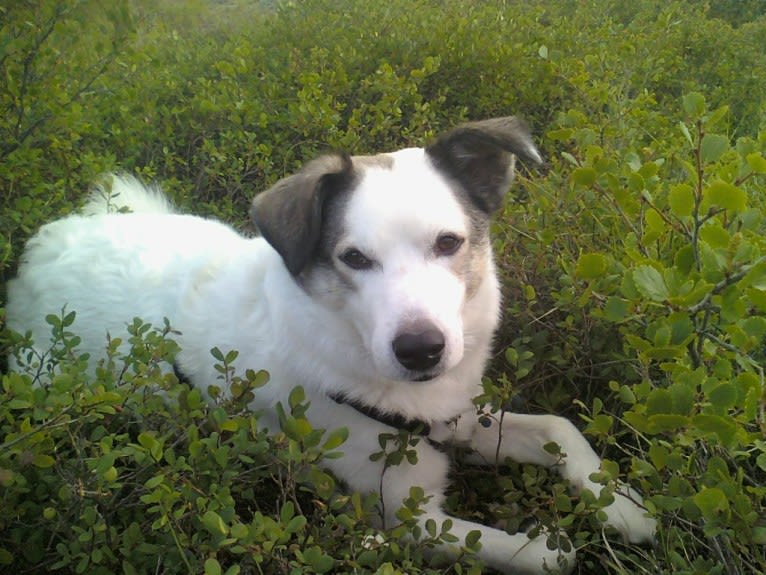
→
(412, 372, 438, 383)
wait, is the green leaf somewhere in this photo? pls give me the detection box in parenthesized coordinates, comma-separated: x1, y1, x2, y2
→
(674, 245, 696, 274)
(679, 121, 693, 146)
(280, 501, 294, 523)
(692, 414, 738, 446)
(669, 383, 695, 415)
(644, 209, 666, 241)
(741, 317, 766, 339)
(648, 444, 669, 470)
(7, 399, 32, 409)
(572, 167, 597, 187)
(144, 474, 165, 489)
(699, 223, 729, 248)
(668, 184, 694, 217)
(669, 313, 694, 345)
(288, 386, 306, 409)
(204, 558, 222, 575)
(707, 383, 737, 410)
(699, 242, 725, 281)
(323, 426, 349, 450)
(628, 172, 645, 193)
(705, 105, 729, 130)
(745, 152, 766, 173)
(138, 432, 158, 451)
(604, 297, 629, 322)
(693, 487, 729, 520)
(33, 454, 55, 468)
(700, 134, 729, 164)
(752, 527, 766, 545)
(703, 180, 747, 212)
(682, 92, 706, 118)
(646, 388, 672, 415)
(647, 414, 689, 433)
(285, 515, 307, 534)
(633, 265, 669, 302)
(465, 530, 482, 548)
(575, 252, 607, 279)
(0, 548, 13, 565)
(547, 128, 573, 141)
(282, 416, 312, 440)
(302, 546, 334, 573)
(201, 510, 228, 536)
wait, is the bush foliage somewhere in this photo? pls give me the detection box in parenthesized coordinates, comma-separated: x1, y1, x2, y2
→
(1, 1, 765, 573)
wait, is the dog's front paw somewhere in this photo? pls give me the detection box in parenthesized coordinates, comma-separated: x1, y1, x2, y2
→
(602, 485, 656, 544)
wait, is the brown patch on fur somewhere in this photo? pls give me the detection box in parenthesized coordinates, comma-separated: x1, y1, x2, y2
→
(351, 153, 394, 170)
(447, 232, 490, 301)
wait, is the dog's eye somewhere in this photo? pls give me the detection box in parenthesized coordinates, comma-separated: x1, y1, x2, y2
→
(434, 233, 464, 256)
(339, 248, 374, 270)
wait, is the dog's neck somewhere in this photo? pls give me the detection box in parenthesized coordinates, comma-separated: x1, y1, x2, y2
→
(328, 392, 432, 436)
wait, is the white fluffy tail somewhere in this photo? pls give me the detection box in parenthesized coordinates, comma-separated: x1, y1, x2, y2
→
(81, 174, 175, 216)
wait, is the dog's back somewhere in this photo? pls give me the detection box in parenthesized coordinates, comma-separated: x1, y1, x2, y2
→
(6, 175, 247, 370)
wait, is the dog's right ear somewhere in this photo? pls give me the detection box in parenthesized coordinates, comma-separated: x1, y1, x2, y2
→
(426, 117, 542, 214)
(251, 154, 354, 276)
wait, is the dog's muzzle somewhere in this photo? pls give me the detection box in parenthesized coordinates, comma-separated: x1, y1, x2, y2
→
(392, 322, 445, 373)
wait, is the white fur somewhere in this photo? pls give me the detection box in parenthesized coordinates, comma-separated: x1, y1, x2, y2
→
(8, 150, 655, 574)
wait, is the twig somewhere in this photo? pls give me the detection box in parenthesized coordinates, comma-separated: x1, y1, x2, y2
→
(688, 254, 766, 314)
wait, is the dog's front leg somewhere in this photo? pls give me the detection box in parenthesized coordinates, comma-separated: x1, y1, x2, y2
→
(313, 398, 573, 574)
(448, 412, 657, 543)
(371, 438, 575, 575)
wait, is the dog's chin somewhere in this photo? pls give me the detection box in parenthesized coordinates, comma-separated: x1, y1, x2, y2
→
(375, 358, 444, 383)
(409, 370, 441, 383)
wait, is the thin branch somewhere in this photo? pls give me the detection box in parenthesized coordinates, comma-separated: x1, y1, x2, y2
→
(688, 254, 766, 314)
(12, 2, 69, 140)
(1, 3, 130, 158)
(691, 119, 705, 272)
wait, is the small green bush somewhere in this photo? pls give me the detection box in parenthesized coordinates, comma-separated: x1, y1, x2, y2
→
(2, 315, 485, 574)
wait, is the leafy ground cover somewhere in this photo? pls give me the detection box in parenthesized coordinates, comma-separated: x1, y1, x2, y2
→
(1, 1, 765, 573)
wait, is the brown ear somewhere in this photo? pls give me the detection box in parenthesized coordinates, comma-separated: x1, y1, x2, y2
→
(425, 117, 541, 213)
(250, 154, 354, 275)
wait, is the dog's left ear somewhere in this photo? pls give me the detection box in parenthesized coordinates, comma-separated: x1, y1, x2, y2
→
(251, 154, 354, 276)
(426, 116, 542, 213)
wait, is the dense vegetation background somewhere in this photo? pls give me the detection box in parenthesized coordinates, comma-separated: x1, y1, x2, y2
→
(1, 0, 765, 573)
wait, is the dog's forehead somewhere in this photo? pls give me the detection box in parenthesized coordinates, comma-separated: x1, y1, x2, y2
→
(342, 148, 467, 242)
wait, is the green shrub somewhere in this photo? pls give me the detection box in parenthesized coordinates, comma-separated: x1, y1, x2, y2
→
(2, 315, 484, 574)
(496, 91, 766, 573)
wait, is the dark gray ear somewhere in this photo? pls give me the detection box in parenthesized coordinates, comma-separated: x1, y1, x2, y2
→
(425, 117, 542, 213)
(251, 154, 354, 275)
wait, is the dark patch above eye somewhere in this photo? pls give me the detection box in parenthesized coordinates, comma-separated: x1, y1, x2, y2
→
(339, 248, 374, 270)
(434, 233, 464, 256)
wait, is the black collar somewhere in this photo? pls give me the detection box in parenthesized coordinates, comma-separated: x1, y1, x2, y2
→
(328, 392, 432, 436)
(176, 361, 433, 436)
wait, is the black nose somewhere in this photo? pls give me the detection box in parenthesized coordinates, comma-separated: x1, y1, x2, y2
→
(392, 325, 445, 371)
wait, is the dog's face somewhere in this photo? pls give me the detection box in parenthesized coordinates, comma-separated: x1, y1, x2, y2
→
(311, 149, 481, 381)
(251, 117, 541, 383)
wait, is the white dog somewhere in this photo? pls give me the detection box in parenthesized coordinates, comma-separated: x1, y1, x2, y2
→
(7, 117, 655, 573)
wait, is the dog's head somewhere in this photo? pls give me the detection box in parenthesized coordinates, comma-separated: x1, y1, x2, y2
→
(251, 117, 541, 383)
